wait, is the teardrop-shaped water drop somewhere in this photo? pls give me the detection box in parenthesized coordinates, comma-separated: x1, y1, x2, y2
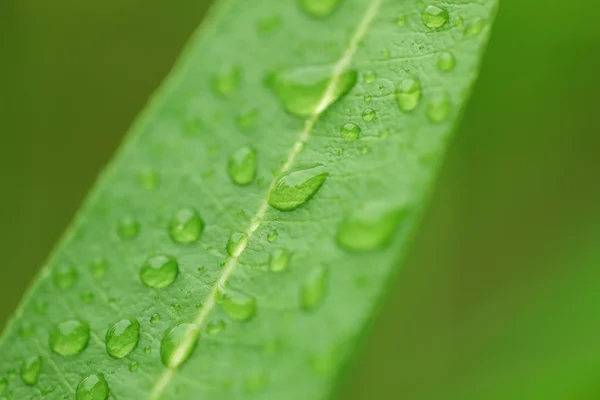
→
(169, 208, 204, 244)
(76, 373, 109, 400)
(160, 323, 200, 368)
(49, 319, 90, 356)
(212, 66, 240, 98)
(268, 165, 328, 211)
(270, 249, 291, 272)
(300, 0, 341, 18)
(53, 262, 78, 290)
(228, 146, 258, 186)
(336, 202, 407, 252)
(396, 77, 422, 112)
(217, 288, 257, 321)
(427, 92, 452, 123)
(20, 356, 41, 386)
(421, 5, 449, 29)
(267, 66, 357, 118)
(226, 232, 247, 256)
(140, 255, 179, 289)
(301, 266, 328, 311)
(105, 318, 140, 359)
(437, 52, 456, 72)
(117, 216, 140, 239)
(340, 123, 361, 141)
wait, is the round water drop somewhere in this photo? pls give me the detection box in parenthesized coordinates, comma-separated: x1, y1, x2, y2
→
(362, 108, 376, 122)
(363, 71, 376, 83)
(268, 165, 328, 211)
(227, 146, 258, 186)
(217, 288, 257, 321)
(212, 66, 240, 98)
(169, 208, 204, 244)
(336, 202, 407, 252)
(270, 249, 291, 272)
(90, 258, 107, 278)
(300, 0, 342, 18)
(236, 109, 258, 132)
(76, 373, 109, 400)
(205, 319, 226, 335)
(427, 92, 452, 123)
(128, 361, 139, 372)
(340, 123, 361, 141)
(140, 255, 179, 289)
(20, 356, 41, 386)
(138, 169, 159, 190)
(49, 319, 90, 356)
(421, 5, 449, 29)
(160, 323, 200, 368)
(53, 262, 78, 290)
(143, 346, 152, 355)
(395, 77, 422, 112)
(226, 232, 247, 256)
(437, 52, 456, 72)
(301, 266, 328, 311)
(105, 318, 140, 359)
(267, 230, 278, 243)
(150, 313, 161, 324)
(465, 18, 485, 36)
(117, 216, 139, 239)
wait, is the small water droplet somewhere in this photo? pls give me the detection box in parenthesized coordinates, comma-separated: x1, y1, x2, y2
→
(437, 52, 456, 72)
(228, 146, 258, 186)
(395, 77, 422, 112)
(205, 319, 226, 335)
(172, 303, 181, 312)
(363, 71, 376, 83)
(267, 230, 278, 243)
(300, 0, 341, 18)
(140, 255, 179, 289)
(395, 14, 406, 26)
(128, 361, 139, 372)
(117, 216, 140, 239)
(268, 165, 328, 211)
(336, 202, 407, 251)
(138, 169, 159, 190)
(76, 373, 109, 400)
(143, 345, 152, 355)
(90, 258, 107, 278)
(244, 369, 268, 393)
(427, 92, 452, 123)
(464, 18, 485, 36)
(258, 15, 281, 34)
(150, 313, 161, 324)
(270, 249, 291, 272)
(160, 323, 200, 368)
(20, 356, 41, 386)
(106, 318, 140, 359)
(217, 288, 257, 321)
(421, 5, 449, 29)
(236, 109, 258, 132)
(362, 108, 376, 122)
(301, 266, 328, 311)
(340, 123, 361, 141)
(53, 262, 78, 290)
(226, 232, 247, 256)
(49, 319, 90, 356)
(364, 95, 372, 104)
(212, 66, 240, 98)
(267, 66, 357, 118)
(169, 208, 204, 244)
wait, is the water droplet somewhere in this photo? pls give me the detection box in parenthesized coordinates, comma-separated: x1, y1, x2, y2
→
(268, 165, 328, 211)
(244, 369, 268, 393)
(267, 66, 357, 118)
(226, 232, 247, 256)
(49, 319, 90, 356)
(217, 288, 257, 321)
(364, 95, 372, 104)
(301, 266, 328, 311)
(236, 109, 258, 132)
(143, 345, 152, 355)
(117, 216, 140, 239)
(128, 361, 139, 372)
(464, 18, 485, 36)
(395, 77, 422, 112)
(160, 323, 200, 368)
(267, 230, 278, 243)
(395, 14, 406, 26)
(150, 313, 161, 324)
(169, 208, 204, 244)
(437, 52, 456, 72)
(138, 169, 159, 190)
(227, 146, 258, 186)
(172, 303, 181, 312)
(270, 249, 291, 272)
(362, 108, 376, 122)
(76, 373, 109, 400)
(336, 202, 407, 251)
(53, 262, 78, 290)
(20, 356, 41, 386)
(106, 318, 140, 359)
(421, 5, 449, 29)
(427, 92, 452, 123)
(300, 0, 341, 18)
(212, 66, 240, 98)
(0, 378, 6, 395)
(205, 319, 225, 335)
(340, 123, 361, 141)
(363, 71, 376, 84)
(258, 15, 281, 34)
(140, 255, 179, 289)
(90, 258, 107, 278)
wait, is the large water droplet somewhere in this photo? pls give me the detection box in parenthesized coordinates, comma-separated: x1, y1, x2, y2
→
(217, 288, 257, 321)
(53, 262, 78, 290)
(268, 165, 328, 211)
(336, 202, 406, 252)
(437, 52, 456, 72)
(117, 216, 140, 239)
(267, 66, 357, 118)
(270, 249, 291, 272)
(169, 208, 204, 244)
(300, 0, 342, 18)
(427, 92, 452, 123)
(20, 356, 41, 386)
(396, 77, 422, 112)
(226, 232, 247, 256)
(340, 123, 361, 141)
(49, 319, 90, 356)
(301, 266, 328, 311)
(421, 5, 449, 29)
(160, 323, 200, 368)
(106, 318, 140, 359)
(228, 146, 258, 186)
(76, 373, 109, 400)
(212, 66, 240, 98)
(140, 255, 179, 289)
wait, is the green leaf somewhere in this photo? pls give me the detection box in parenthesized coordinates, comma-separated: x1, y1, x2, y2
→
(0, 0, 497, 398)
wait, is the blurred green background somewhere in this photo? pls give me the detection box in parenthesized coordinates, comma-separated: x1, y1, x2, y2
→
(1, 0, 599, 399)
